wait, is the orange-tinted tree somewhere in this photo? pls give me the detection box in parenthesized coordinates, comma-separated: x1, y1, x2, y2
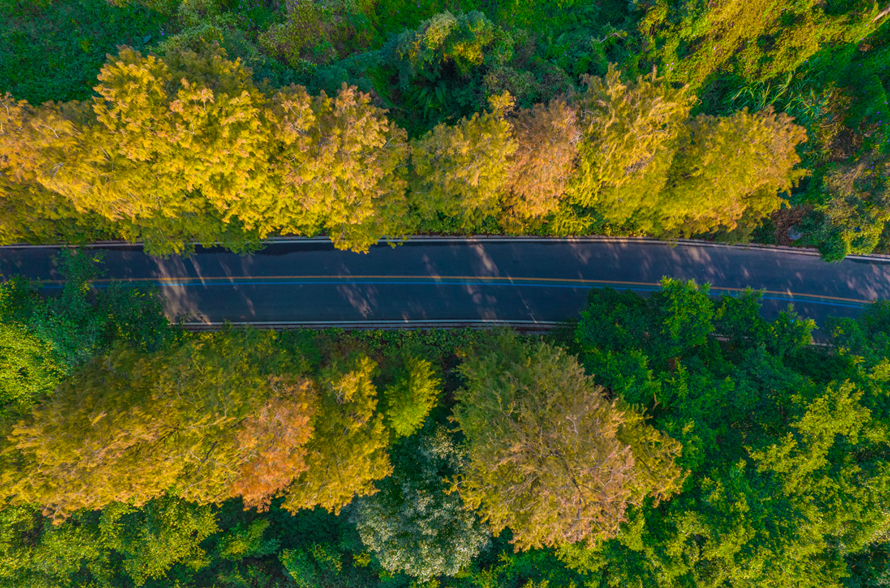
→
(283, 355, 392, 514)
(0, 330, 316, 520)
(503, 99, 579, 219)
(229, 376, 318, 511)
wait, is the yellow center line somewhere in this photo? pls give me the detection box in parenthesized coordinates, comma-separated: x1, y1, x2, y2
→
(33, 274, 869, 304)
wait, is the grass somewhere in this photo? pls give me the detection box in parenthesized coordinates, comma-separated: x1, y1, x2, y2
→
(0, 0, 175, 104)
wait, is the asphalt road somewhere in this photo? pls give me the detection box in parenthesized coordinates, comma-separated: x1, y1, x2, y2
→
(0, 237, 888, 330)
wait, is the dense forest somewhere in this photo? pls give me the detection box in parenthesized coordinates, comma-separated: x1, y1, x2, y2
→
(1, 0, 889, 257)
(0, 250, 887, 587)
(3, 1, 890, 586)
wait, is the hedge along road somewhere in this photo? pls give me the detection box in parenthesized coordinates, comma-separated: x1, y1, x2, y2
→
(1, 237, 888, 330)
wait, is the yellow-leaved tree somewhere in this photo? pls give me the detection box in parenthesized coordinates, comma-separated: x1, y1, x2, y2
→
(80, 46, 272, 253)
(266, 83, 411, 252)
(409, 93, 518, 229)
(283, 355, 392, 514)
(0, 330, 318, 520)
(0, 94, 106, 244)
(658, 106, 807, 236)
(570, 65, 694, 231)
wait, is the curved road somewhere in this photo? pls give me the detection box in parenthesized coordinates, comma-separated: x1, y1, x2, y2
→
(1, 237, 888, 330)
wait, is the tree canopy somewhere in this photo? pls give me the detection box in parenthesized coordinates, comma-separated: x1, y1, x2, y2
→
(454, 330, 685, 550)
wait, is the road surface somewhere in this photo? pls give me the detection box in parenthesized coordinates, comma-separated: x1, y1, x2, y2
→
(0, 237, 888, 330)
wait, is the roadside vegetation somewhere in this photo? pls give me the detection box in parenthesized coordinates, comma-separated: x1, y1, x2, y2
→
(1, 0, 889, 258)
(0, 250, 888, 586)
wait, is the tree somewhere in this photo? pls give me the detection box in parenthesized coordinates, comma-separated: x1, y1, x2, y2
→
(267, 83, 411, 252)
(283, 355, 392, 514)
(355, 426, 490, 580)
(640, 0, 880, 91)
(83, 46, 272, 254)
(0, 249, 169, 413)
(0, 93, 105, 246)
(0, 496, 218, 588)
(816, 151, 890, 261)
(0, 323, 62, 414)
(380, 354, 440, 439)
(503, 99, 580, 220)
(453, 331, 685, 550)
(569, 65, 694, 230)
(380, 11, 515, 129)
(0, 329, 315, 519)
(409, 93, 517, 229)
(229, 377, 318, 511)
(561, 281, 889, 587)
(659, 107, 807, 237)
(98, 495, 219, 586)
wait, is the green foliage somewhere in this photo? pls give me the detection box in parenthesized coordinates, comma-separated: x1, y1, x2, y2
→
(0, 0, 173, 104)
(99, 496, 219, 586)
(640, 0, 878, 93)
(381, 354, 440, 438)
(355, 426, 490, 580)
(0, 249, 170, 414)
(0, 323, 63, 413)
(0, 496, 217, 588)
(566, 280, 887, 587)
(217, 519, 279, 561)
(816, 151, 890, 260)
(378, 11, 514, 131)
(258, 0, 372, 69)
(280, 542, 345, 588)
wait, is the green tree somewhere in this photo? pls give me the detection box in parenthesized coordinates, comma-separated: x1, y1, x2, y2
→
(380, 353, 440, 439)
(216, 518, 279, 562)
(409, 93, 517, 229)
(0, 249, 169, 413)
(283, 355, 392, 514)
(563, 281, 889, 587)
(355, 426, 490, 580)
(816, 151, 890, 261)
(99, 495, 219, 586)
(380, 11, 515, 130)
(640, 0, 881, 91)
(0, 323, 62, 414)
(454, 330, 685, 550)
(0, 495, 218, 588)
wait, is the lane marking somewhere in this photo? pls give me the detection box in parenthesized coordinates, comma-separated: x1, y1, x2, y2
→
(31, 275, 870, 308)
